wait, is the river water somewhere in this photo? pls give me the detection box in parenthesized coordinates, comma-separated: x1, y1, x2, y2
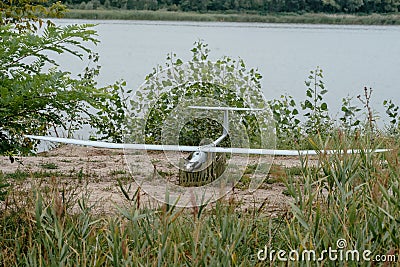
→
(55, 19, 400, 125)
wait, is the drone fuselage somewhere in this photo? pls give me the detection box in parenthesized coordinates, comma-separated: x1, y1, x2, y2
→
(185, 151, 208, 172)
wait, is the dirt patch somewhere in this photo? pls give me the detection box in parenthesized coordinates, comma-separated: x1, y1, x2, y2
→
(0, 145, 317, 215)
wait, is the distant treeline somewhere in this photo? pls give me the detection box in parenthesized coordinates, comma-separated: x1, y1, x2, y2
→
(57, 0, 400, 14)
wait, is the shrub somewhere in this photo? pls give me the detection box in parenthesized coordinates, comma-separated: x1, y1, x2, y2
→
(0, 1, 128, 161)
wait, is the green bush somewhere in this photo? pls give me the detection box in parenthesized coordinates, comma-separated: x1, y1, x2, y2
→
(129, 41, 274, 150)
(0, 1, 128, 160)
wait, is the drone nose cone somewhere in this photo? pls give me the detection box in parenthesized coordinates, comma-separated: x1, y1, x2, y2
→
(185, 162, 194, 172)
(184, 151, 208, 172)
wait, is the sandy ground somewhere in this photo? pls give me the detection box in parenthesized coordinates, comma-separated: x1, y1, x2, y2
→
(0, 145, 317, 216)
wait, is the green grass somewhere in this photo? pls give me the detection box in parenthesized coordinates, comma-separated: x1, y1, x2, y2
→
(0, 169, 66, 180)
(61, 9, 400, 25)
(109, 169, 127, 176)
(40, 162, 58, 169)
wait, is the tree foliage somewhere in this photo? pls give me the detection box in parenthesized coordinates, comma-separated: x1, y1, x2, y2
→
(0, 0, 128, 160)
(128, 41, 275, 150)
(64, 0, 400, 13)
(301, 67, 332, 136)
(0, 0, 67, 31)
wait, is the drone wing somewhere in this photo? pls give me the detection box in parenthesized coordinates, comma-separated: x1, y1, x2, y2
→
(25, 135, 390, 156)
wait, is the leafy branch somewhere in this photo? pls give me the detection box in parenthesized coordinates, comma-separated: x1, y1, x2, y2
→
(301, 66, 331, 137)
(1, 4, 128, 159)
(0, 24, 98, 74)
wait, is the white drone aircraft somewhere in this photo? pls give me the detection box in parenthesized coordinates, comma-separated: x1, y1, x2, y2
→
(25, 106, 389, 172)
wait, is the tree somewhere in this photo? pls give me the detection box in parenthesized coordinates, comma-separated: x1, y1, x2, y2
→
(322, 0, 341, 12)
(104, 0, 111, 8)
(337, 0, 364, 12)
(0, 0, 66, 31)
(85, 1, 94, 9)
(381, 0, 400, 12)
(301, 67, 332, 137)
(92, 0, 101, 9)
(0, 1, 128, 160)
(129, 41, 275, 150)
(127, 0, 136, 9)
(208, 0, 228, 11)
(305, 0, 324, 12)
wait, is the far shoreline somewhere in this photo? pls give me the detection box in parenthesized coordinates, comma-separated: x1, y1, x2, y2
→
(61, 9, 400, 25)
